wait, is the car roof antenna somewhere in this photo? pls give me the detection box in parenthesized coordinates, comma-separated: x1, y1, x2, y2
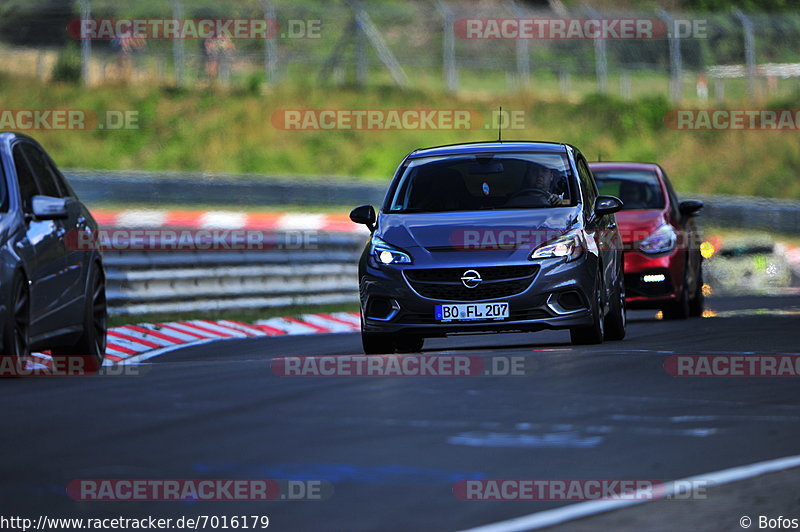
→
(597, 152, 602, 162)
(497, 106, 502, 142)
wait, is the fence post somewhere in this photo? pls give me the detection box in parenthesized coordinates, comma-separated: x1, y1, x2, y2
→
(559, 68, 570, 95)
(80, 0, 91, 85)
(436, 1, 458, 93)
(587, 7, 608, 93)
(658, 9, 682, 103)
(356, 17, 367, 87)
(733, 8, 756, 100)
(263, 0, 277, 85)
(171, 0, 185, 86)
(620, 69, 631, 100)
(507, 0, 530, 88)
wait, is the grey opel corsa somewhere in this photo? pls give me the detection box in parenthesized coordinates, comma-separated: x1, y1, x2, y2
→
(350, 141, 626, 354)
(0, 133, 106, 375)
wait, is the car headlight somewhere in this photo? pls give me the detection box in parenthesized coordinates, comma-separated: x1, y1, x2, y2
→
(530, 230, 584, 262)
(639, 224, 677, 254)
(371, 236, 412, 264)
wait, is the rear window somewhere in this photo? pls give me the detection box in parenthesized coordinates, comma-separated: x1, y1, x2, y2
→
(593, 169, 665, 210)
(386, 153, 576, 213)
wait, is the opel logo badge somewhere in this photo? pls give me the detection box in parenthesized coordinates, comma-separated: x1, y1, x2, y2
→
(461, 269, 482, 289)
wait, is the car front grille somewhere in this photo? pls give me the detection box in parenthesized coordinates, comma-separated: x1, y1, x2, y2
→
(404, 265, 539, 301)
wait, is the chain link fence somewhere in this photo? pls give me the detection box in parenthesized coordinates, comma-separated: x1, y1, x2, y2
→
(2, 1, 800, 102)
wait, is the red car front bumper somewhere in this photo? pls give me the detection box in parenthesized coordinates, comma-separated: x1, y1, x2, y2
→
(623, 248, 686, 309)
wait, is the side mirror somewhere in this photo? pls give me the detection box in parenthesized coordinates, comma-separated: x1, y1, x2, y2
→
(31, 195, 69, 220)
(349, 204, 376, 231)
(593, 195, 624, 217)
(679, 199, 703, 217)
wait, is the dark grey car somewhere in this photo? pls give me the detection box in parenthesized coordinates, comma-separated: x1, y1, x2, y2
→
(0, 133, 106, 375)
(350, 141, 626, 354)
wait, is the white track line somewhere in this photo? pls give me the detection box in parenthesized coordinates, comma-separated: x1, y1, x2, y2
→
(457, 454, 800, 532)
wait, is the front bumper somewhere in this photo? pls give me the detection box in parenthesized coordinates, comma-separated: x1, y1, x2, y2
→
(359, 254, 597, 337)
(623, 248, 684, 309)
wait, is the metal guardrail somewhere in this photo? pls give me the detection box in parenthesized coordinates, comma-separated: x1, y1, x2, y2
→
(64, 169, 387, 207)
(103, 233, 366, 316)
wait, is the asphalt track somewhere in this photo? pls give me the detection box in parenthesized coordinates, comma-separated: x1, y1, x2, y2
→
(2, 294, 799, 531)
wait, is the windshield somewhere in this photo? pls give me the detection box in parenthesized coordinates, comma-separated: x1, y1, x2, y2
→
(593, 169, 665, 210)
(386, 153, 576, 213)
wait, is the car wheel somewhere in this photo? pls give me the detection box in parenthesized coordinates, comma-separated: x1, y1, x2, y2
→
(0, 274, 31, 377)
(52, 266, 107, 374)
(570, 271, 605, 345)
(395, 335, 424, 353)
(604, 274, 626, 341)
(663, 276, 690, 320)
(689, 266, 704, 317)
(361, 332, 397, 354)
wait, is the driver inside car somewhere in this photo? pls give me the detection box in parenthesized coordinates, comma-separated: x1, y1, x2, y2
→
(506, 164, 562, 207)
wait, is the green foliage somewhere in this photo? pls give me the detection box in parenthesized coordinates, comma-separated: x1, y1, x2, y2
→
(51, 42, 82, 84)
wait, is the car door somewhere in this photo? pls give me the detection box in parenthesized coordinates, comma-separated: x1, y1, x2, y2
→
(577, 156, 617, 304)
(11, 142, 73, 339)
(28, 143, 88, 315)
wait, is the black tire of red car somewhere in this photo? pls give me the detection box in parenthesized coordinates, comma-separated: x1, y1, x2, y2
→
(52, 266, 107, 374)
(570, 270, 605, 345)
(663, 276, 690, 320)
(0, 273, 31, 377)
(689, 265, 704, 317)
(604, 270, 627, 341)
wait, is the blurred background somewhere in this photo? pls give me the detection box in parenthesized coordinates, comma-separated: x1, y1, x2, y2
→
(0, 0, 798, 321)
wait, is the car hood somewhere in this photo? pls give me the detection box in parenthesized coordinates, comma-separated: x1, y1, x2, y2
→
(615, 209, 669, 244)
(377, 207, 581, 252)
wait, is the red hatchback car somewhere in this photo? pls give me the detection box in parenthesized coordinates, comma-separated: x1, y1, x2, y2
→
(589, 162, 704, 319)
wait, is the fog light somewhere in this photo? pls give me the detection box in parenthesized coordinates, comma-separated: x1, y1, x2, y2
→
(642, 274, 666, 283)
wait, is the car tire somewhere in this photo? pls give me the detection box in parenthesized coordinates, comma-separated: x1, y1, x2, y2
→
(395, 335, 424, 353)
(361, 332, 397, 354)
(570, 271, 605, 345)
(663, 276, 690, 320)
(689, 266, 704, 318)
(0, 274, 31, 377)
(52, 266, 107, 374)
(604, 274, 626, 341)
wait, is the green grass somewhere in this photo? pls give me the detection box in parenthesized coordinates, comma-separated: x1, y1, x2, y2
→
(3, 73, 800, 200)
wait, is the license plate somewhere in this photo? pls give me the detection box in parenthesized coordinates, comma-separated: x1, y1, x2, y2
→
(435, 302, 509, 322)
